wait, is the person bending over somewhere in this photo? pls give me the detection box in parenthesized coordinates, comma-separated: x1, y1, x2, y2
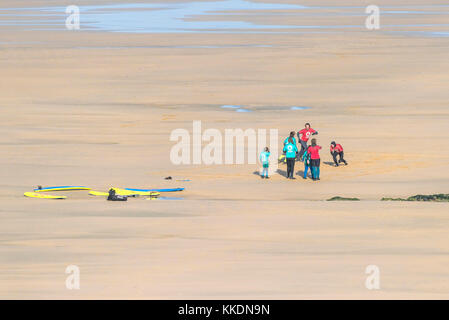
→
(283, 137, 298, 179)
(297, 123, 318, 160)
(330, 141, 347, 166)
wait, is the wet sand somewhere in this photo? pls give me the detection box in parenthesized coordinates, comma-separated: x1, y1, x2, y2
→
(1, 0, 448, 299)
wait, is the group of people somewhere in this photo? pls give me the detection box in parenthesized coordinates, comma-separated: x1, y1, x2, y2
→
(259, 123, 347, 180)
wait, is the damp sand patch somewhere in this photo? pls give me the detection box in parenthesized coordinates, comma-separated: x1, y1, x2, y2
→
(148, 196, 184, 201)
(251, 106, 312, 111)
(290, 106, 311, 110)
(2, 3, 449, 37)
(220, 105, 252, 112)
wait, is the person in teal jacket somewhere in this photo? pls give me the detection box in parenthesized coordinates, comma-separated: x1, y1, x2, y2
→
(301, 149, 311, 179)
(283, 131, 297, 146)
(259, 147, 270, 179)
(283, 138, 298, 179)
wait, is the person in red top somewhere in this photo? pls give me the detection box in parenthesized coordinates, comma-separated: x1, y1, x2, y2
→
(330, 141, 347, 167)
(297, 123, 318, 160)
(307, 138, 322, 181)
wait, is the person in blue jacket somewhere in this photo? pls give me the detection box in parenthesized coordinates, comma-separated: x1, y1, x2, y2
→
(283, 137, 298, 179)
(259, 147, 270, 179)
(283, 131, 297, 146)
(301, 149, 311, 179)
(280, 131, 297, 164)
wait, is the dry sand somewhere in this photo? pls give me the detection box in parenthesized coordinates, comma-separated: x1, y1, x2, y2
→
(0, 0, 448, 299)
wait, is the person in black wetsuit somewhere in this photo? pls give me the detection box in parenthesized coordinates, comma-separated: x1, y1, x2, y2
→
(283, 137, 298, 179)
(107, 189, 128, 201)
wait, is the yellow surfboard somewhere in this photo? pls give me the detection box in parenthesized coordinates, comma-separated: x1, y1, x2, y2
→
(24, 192, 66, 199)
(34, 186, 91, 192)
(278, 155, 287, 163)
(89, 191, 109, 196)
(89, 189, 160, 197)
(113, 188, 160, 196)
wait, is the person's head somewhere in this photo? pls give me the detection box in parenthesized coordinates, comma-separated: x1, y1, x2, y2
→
(290, 131, 295, 137)
(264, 147, 270, 153)
(288, 137, 294, 144)
(331, 141, 336, 147)
(305, 123, 311, 129)
(311, 138, 317, 146)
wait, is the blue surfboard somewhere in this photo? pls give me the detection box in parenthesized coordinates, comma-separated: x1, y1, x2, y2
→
(34, 186, 91, 192)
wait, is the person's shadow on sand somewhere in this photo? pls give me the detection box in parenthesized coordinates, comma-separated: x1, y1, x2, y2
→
(254, 169, 304, 178)
(276, 169, 288, 178)
(296, 170, 313, 179)
(323, 161, 336, 167)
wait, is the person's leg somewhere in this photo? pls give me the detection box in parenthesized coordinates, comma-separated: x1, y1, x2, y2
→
(299, 140, 307, 159)
(291, 159, 296, 178)
(286, 159, 292, 178)
(340, 151, 347, 165)
(310, 160, 315, 179)
(264, 166, 269, 178)
(332, 151, 339, 166)
(310, 159, 318, 180)
(316, 159, 321, 180)
(303, 164, 308, 179)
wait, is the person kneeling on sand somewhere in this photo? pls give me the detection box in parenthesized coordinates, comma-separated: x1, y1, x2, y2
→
(107, 188, 128, 201)
(259, 147, 271, 179)
(307, 138, 322, 181)
(283, 138, 298, 179)
(330, 141, 347, 166)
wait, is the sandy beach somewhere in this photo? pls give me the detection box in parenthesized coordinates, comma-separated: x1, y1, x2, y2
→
(1, 0, 448, 299)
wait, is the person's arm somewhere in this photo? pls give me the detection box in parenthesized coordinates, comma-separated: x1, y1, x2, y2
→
(312, 129, 318, 136)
